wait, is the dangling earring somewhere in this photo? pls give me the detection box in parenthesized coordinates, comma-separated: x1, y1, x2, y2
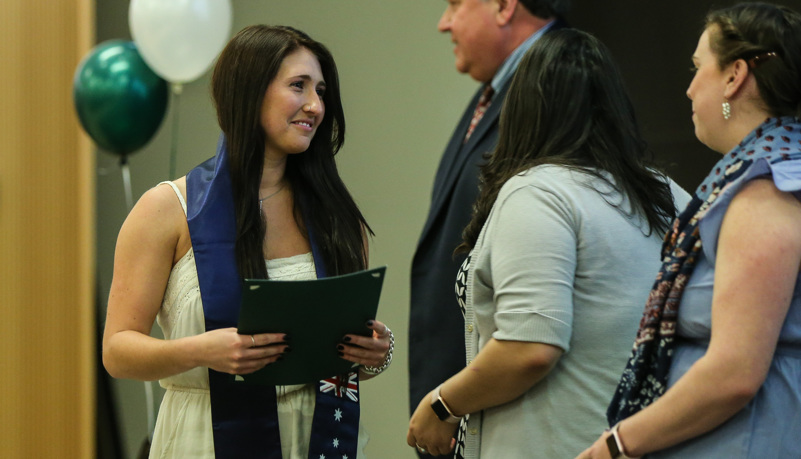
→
(722, 100, 732, 120)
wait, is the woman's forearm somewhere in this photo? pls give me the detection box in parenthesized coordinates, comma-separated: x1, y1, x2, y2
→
(407, 338, 562, 455)
(440, 338, 562, 416)
(618, 352, 759, 456)
(103, 330, 200, 381)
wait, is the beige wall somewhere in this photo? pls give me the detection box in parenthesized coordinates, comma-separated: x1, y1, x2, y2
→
(95, 2, 478, 458)
(0, 0, 95, 457)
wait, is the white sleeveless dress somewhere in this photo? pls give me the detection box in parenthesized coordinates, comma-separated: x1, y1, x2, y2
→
(148, 182, 368, 458)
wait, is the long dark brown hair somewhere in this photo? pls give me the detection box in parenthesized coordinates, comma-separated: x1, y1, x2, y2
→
(211, 25, 371, 279)
(459, 29, 676, 253)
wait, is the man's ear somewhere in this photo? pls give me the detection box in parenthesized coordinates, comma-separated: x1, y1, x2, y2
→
(723, 59, 751, 99)
(495, 0, 518, 26)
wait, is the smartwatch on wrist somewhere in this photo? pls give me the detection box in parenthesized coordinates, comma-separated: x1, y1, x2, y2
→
(606, 422, 630, 458)
(430, 384, 462, 424)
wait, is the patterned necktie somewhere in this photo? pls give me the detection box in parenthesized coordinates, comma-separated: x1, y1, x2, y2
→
(464, 85, 494, 143)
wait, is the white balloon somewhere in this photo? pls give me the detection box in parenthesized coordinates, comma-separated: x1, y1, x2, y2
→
(129, 0, 232, 84)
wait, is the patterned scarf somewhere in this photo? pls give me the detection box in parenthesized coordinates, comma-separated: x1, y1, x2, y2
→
(607, 116, 801, 425)
(186, 135, 361, 458)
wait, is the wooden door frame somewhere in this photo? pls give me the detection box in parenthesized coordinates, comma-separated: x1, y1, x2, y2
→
(0, 1, 95, 457)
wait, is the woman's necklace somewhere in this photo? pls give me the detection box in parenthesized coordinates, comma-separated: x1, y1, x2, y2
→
(258, 182, 285, 212)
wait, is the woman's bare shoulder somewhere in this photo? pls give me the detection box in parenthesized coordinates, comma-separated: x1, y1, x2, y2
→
(118, 177, 190, 256)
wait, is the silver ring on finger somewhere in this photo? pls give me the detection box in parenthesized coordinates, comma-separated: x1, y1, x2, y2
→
(251, 335, 256, 348)
(416, 444, 427, 454)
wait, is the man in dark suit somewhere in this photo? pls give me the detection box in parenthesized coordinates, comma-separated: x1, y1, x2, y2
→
(409, 1, 568, 456)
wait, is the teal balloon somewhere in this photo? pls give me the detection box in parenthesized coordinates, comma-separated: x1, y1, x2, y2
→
(73, 40, 168, 155)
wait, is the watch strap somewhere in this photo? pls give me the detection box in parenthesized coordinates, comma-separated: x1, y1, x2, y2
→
(606, 422, 632, 458)
(430, 384, 462, 424)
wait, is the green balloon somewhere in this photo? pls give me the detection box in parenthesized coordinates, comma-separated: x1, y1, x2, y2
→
(73, 40, 168, 155)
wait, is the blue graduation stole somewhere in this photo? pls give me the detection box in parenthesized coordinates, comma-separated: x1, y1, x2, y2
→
(186, 135, 361, 458)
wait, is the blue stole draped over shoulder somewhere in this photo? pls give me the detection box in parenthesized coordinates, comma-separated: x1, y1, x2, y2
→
(186, 135, 361, 458)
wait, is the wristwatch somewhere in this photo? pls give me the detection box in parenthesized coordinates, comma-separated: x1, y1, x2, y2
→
(430, 384, 462, 424)
(606, 422, 630, 458)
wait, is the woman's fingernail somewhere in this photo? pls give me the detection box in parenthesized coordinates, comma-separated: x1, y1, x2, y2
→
(366, 320, 374, 327)
(283, 334, 291, 342)
(337, 351, 344, 357)
(284, 346, 292, 353)
(337, 344, 345, 351)
(343, 336, 352, 342)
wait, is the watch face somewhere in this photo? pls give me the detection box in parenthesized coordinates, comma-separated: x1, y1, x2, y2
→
(431, 400, 451, 421)
(606, 433, 621, 458)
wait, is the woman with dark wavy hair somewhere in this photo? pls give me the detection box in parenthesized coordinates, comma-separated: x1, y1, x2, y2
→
(407, 28, 688, 458)
(579, 2, 801, 458)
(103, 25, 391, 458)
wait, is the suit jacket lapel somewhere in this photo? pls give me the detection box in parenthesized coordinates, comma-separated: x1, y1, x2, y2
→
(427, 87, 482, 209)
(419, 82, 510, 244)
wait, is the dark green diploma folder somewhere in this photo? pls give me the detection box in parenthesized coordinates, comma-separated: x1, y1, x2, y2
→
(235, 266, 386, 385)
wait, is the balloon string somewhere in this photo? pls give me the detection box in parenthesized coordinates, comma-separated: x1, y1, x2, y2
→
(120, 156, 133, 212)
(119, 154, 152, 437)
(123, 147, 157, 440)
(169, 83, 183, 180)
(145, 379, 155, 442)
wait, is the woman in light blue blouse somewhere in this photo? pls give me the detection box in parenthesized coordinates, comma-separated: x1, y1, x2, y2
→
(579, 3, 801, 458)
